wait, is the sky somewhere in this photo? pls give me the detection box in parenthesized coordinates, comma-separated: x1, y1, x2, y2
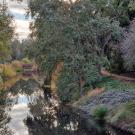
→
(6, 0, 31, 40)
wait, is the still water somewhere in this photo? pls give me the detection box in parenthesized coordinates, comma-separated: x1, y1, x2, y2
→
(0, 79, 130, 135)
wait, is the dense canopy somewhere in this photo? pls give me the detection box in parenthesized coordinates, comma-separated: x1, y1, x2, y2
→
(0, 2, 14, 61)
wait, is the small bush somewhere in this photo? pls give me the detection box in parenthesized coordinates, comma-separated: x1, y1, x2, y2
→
(119, 16, 130, 27)
(3, 65, 16, 78)
(16, 68, 22, 72)
(93, 105, 108, 120)
(22, 58, 31, 64)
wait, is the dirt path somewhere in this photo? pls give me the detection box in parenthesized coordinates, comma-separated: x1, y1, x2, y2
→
(101, 69, 135, 82)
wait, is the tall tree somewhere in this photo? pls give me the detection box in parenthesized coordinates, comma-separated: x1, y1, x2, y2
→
(0, 2, 14, 62)
(28, 0, 122, 101)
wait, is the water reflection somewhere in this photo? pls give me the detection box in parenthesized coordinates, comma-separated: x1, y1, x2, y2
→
(7, 103, 30, 135)
(0, 79, 129, 135)
(0, 79, 89, 135)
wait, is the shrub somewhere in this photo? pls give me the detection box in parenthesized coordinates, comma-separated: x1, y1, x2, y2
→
(119, 16, 130, 27)
(93, 105, 108, 120)
(3, 65, 16, 78)
(57, 70, 79, 102)
(16, 68, 23, 72)
(22, 58, 31, 64)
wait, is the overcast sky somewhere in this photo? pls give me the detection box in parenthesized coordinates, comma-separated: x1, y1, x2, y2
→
(6, 0, 31, 40)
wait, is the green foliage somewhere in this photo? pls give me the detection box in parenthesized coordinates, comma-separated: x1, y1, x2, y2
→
(108, 45, 124, 73)
(125, 101, 135, 112)
(119, 16, 130, 27)
(92, 0, 135, 26)
(111, 101, 135, 124)
(110, 109, 127, 123)
(24, 40, 36, 59)
(57, 69, 79, 102)
(93, 105, 108, 120)
(11, 38, 35, 60)
(28, 0, 123, 102)
(16, 68, 22, 73)
(0, 3, 14, 61)
(128, 0, 135, 11)
(97, 77, 135, 91)
(22, 58, 31, 64)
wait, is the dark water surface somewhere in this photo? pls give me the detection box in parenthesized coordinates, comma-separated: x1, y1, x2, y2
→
(0, 79, 130, 135)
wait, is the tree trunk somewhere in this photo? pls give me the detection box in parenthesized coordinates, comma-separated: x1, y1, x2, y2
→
(78, 76, 83, 97)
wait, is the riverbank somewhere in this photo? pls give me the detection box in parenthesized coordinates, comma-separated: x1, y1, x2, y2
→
(0, 59, 38, 91)
(1, 65, 135, 134)
(0, 79, 95, 135)
(73, 89, 135, 134)
(71, 69, 135, 134)
(1, 75, 135, 135)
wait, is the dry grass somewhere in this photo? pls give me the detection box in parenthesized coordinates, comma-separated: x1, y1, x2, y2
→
(0, 74, 38, 90)
(3, 64, 16, 78)
(0, 74, 22, 90)
(12, 60, 23, 72)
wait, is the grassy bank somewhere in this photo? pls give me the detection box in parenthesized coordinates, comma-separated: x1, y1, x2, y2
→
(97, 77, 135, 91)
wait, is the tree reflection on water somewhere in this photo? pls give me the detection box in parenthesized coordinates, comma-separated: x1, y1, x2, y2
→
(0, 79, 89, 135)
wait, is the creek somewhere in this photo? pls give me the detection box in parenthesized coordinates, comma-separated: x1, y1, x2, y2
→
(0, 79, 132, 135)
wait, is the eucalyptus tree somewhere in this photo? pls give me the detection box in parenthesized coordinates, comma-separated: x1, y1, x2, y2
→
(91, 0, 135, 26)
(28, 0, 122, 101)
